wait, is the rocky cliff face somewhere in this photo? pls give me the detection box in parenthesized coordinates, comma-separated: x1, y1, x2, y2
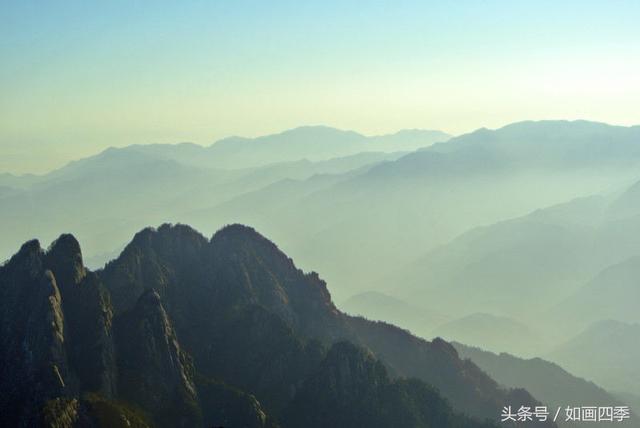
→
(46, 234, 117, 399)
(115, 289, 199, 428)
(0, 240, 74, 427)
(0, 223, 555, 427)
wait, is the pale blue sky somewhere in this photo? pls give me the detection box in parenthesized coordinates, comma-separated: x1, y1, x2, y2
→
(1, 1, 639, 173)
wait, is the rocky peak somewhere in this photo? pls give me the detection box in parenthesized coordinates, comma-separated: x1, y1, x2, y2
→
(18, 238, 43, 255)
(0, 258, 75, 426)
(115, 288, 199, 427)
(4, 239, 44, 276)
(27, 271, 69, 392)
(1, 225, 558, 427)
(102, 224, 209, 315)
(211, 223, 279, 248)
(46, 233, 86, 287)
(129, 223, 209, 258)
(209, 224, 338, 336)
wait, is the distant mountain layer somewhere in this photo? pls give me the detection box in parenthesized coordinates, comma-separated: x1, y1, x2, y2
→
(0, 124, 447, 264)
(4, 120, 640, 305)
(340, 295, 543, 358)
(553, 255, 640, 327)
(547, 320, 640, 398)
(45, 126, 448, 172)
(0, 223, 554, 428)
(393, 168, 640, 341)
(0, 142, 405, 267)
(204, 126, 451, 168)
(185, 120, 640, 300)
(454, 343, 635, 428)
(391, 196, 604, 321)
(340, 291, 448, 337)
(434, 313, 542, 357)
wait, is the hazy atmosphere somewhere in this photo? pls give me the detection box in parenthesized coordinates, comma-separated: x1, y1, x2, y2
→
(2, 2, 639, 428)
(2, 0, 640, 173)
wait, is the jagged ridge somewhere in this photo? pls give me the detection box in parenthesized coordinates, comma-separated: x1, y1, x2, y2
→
(0, 223, 555, 427)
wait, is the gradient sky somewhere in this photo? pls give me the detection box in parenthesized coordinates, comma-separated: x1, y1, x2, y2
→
(1, 0, 640, 174)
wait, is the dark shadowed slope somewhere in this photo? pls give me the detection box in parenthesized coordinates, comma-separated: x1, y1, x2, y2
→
(0, 223, 555, 427)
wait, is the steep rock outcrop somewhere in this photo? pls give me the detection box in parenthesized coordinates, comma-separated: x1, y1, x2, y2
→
(115, 289, 199, 428)
(0, 240, 74, 426)
(1, 225, 558, 427)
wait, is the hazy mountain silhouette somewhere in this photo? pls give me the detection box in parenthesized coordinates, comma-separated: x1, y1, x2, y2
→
(548, 320, 640, 398)
(340, 291, 448, 337)
(0, 131, 412, 267)
(554, 255, 640, 328)
(391, 195, 609, 321)
(341, 297, 544, 357)
(205, 126, 450, 168)
(0, 223, 555, 427)
(0, 172, 40, 189)
(2, 120, 639, 425)
(390, 169, 640, 350)
(94, 126, 449, 170)
(428, 120, 640, 167)
(454, 343, 636, 427)
(186, 121, 640, 301)
(4, 121, 640, 303)
(433, 314, 543, 357)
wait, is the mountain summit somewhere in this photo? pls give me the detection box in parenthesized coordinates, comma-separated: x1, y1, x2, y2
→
(0, 224, 553, 427)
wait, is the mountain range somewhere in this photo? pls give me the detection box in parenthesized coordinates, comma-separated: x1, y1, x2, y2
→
(547, 320, 640, 398)
(0, 126, 448, 270)
(389, 169, 640, 345)
(183, 120, 640, 301)
(2, 120, 640, 423)
(0, 223, 553, 427)
(453, 342, 635, 427)
(3, 121, 640, 304)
